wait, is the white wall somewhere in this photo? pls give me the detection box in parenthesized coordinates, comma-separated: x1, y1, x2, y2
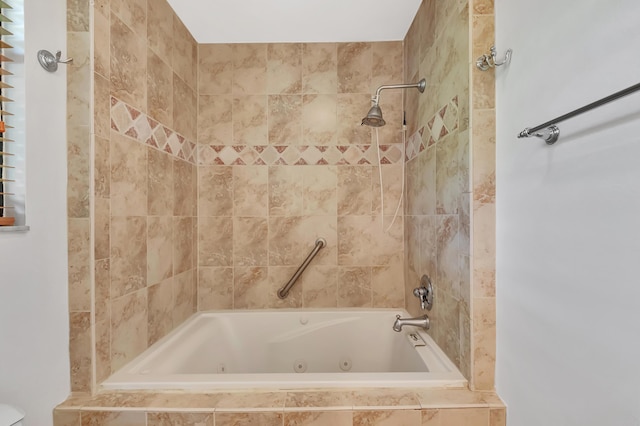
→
(495, 1, 640, 425)
(0, 0, 70, 425)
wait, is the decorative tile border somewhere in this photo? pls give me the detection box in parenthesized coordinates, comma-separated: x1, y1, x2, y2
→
(198, 143, 404, 166)
(110, 97, 197, 164)
(406, 96, 459, 162)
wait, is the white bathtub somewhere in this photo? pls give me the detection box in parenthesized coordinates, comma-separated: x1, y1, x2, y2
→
(102, 309, 467, 390)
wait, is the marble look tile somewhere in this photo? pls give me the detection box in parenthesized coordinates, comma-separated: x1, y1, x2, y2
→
(372, 164, 402, 216)
(198, 267, 234, 310)
(234, 166, 268, 216)
(302, 43, 337, 94)
(94, 133, 110, 202)
(69, 312, 91, 393)
(85, 392, 158, 408)
(269, 166, 303, 216)
(353, 410, 421, 426)
(147, 278, 173, 345)
(198, 166, 233, 217)
(68, 218, 91, 311)
(406, 146, 436, 216)
(111, 216, 147, 298)
(301, 266, 338, 308)
(110, 13, 146, 111)
(198, 95, 233, 145)
(95, 316, 112, 383)
(436, 215, 460, 299)
(173, 75, 197, 141)
(338, 266, 372, 307)
(147, 393, 223, 409)
(351, 389, 421, 410)
(53, 409, 80, 426)
(94, 73, 110, 138)
(372, 262, 404, 308)
(147, 0, 174, 60)
(233, 95, 268, 145)
(337, 166, 372, 216)
(269, 216, 337, 266)
(438, 408, 489, 426)
(416, 389, 492, 409)
(234, 217, 268, 266)
(67, 0, 89, 31)
(268, 43, 302, 94)
(199, 44, 233, 95)
(472, 110, 495, 204)
(268, 95, 303, 145)
(110, 131, 147, 216)
(215, 413, 283, 425)
(172, 15, 197, 90)
(173, 217, 194, 274)
(337, 215, 372, 266)
(418, 0, 437, 62)
(371, 215, 403, 266)
(174, 159, 196, 217)
(404, 11, 420, 85)
(111, 0, 146, 38)
(148, 148, 174, 216)
(198, 216, 233, 266)
(147, 412, 213, 426)
(337, 94, 372, 145)
(337, 42, 371, 93)
(302, 94, 337, 145)
(473, 203, 495, 297)
(490, 408, 506, 426)
(67, 32, 91, 126)
(371, 41, 403, 92)
(473, 297, 496, 391)
(214, 392, 287, 411)
(435, 133, 461, 215)
(284, 411, 352, 426)
(173, 270, 196, 325)
(233, 44, 267, 95)
(147, 216, 173, 285)
(284, 391, 353, 411)
(95, 258, 110, 323)
(147, 49, 173, 127)
(80, 411, 147, 426)
(302, 166, 337, 215)
(110, 289, 148, 371)
(233, 266, 269, 309)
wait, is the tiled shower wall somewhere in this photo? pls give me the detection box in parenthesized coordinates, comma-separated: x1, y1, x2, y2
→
(91, 0, 199, 386)
(403, 0, 472, 379)
(195, 42, 406, 310)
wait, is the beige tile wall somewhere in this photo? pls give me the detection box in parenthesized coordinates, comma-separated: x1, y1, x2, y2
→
(54, 388, 506, 426)
(67, 0, 92, 393)
(196, 42, 406, 310)
(91, 0, 198, 386)
(470, 0, 497, 391)
(403, 0, 472, 379)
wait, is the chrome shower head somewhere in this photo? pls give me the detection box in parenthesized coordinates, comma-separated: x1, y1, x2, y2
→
(361, 103, 386, 127)
(361, 78, 426, 127)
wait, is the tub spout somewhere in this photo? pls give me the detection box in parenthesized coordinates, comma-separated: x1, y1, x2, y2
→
(392, 314, 430, 332)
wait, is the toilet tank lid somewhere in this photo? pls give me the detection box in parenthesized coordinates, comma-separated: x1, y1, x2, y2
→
(0, 404, 25, 424)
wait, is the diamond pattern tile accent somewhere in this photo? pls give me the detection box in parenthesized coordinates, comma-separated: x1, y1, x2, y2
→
(110, 97, 197, 164)
(407, 96, 459, 162)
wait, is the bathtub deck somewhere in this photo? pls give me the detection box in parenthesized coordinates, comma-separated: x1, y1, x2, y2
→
(54, 387, 506, 425)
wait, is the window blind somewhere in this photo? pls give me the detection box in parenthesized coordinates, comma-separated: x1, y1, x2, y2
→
(0, 0, 14, 226)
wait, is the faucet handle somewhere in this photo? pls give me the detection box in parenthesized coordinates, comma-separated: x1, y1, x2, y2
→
(413, 275, 434, 311)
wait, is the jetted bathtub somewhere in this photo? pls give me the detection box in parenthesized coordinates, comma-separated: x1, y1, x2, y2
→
(102, 309, 467, 390)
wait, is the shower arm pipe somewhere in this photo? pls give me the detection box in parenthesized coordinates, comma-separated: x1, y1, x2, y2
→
(371, 78, 426, 104)
(277, 238, 326, 299)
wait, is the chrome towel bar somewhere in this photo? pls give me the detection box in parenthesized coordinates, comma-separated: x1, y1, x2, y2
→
(277, 238, 326, 299)
(518, 81, 640, 145)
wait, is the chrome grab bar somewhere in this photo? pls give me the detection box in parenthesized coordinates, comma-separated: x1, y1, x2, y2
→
(277, 238, 326, 299)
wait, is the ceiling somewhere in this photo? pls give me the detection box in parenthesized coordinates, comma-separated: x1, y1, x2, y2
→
(166, 0, 422, 44)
